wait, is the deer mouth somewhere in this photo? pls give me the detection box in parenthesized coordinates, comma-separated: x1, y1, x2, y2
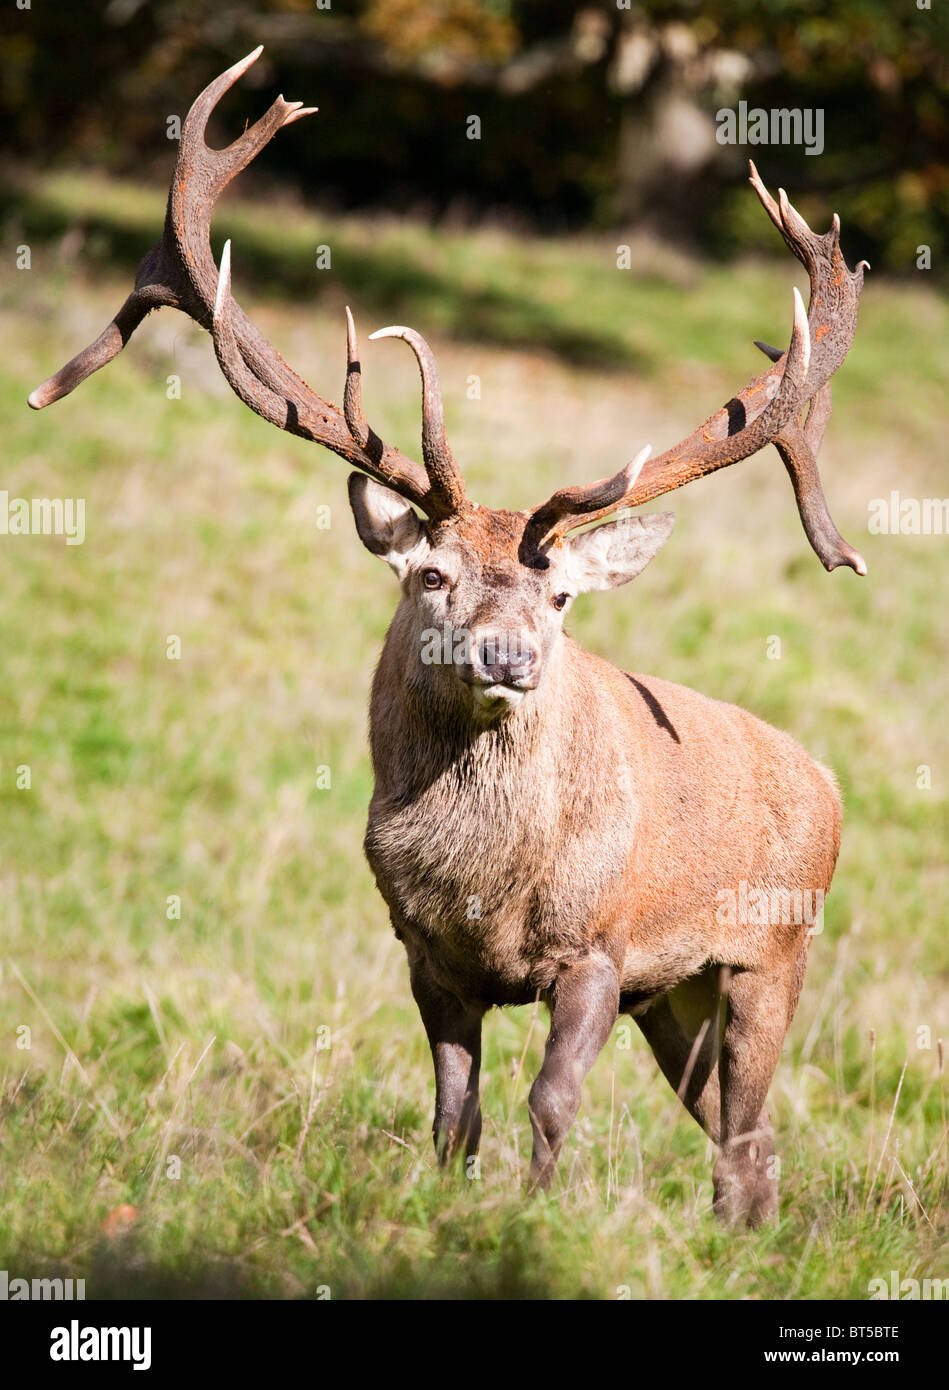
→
(467, 680, 531, 713)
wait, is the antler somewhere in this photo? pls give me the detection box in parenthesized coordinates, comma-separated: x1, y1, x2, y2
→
(366, 326, 468, 516)
(528, 161, 869, 574)
(27, 47, 467, 523)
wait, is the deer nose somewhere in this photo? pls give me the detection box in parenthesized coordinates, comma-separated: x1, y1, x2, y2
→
(468, 629, 540, 689)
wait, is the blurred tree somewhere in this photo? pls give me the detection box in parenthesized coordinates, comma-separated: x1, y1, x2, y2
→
(361, 0, 519, 68)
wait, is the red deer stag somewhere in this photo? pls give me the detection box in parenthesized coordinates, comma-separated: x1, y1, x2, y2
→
(30, 49, 868, 1225)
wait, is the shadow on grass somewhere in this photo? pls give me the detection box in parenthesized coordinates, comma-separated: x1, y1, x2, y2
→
(1, 175, 651, 374)
(2, 1236, 581, 1300)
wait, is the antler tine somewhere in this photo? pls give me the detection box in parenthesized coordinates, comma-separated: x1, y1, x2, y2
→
(344, 306, 371, 449)
(178, 45, 316, 190)
(205, 245, 434, 504)
(531, 285, 811, 543)
(27, 49, 446, 515)
(369, 325, 468, 518)
(528, 163, 867, 574)
(773, 407, 867, 577)
(748, 161, 867, 392)
(29, 46, 308, 410)
(525, 445, 652, 540)
(27, 276, 173, 410)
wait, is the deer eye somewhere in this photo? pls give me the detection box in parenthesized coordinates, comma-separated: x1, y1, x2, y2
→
(552, 592, 569, 611)
(422, 569, 444, 590)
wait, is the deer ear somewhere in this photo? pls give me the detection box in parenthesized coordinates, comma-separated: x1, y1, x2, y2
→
(348, 474, 429, 579)
(565, 512, 675, 592)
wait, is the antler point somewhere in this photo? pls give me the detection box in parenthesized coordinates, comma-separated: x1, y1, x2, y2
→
(214, 239, 232, 321)
(624, 444, 652, 488)
(282, 105, 318, 127)
(229, 46, 264, 80)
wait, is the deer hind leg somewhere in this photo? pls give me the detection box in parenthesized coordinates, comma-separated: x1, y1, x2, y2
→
(528, 952, 620, 1191)
(713, 958, 802, 1227)
(409, 955, 485, 1166)
(633, 963, 725, 1143)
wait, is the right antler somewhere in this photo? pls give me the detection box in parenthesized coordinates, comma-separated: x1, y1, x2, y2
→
(528, 162, 869, 574)
(27, 47, 468, 524)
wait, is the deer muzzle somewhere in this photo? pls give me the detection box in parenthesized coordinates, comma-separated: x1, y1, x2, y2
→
(461, 628, 541, 705)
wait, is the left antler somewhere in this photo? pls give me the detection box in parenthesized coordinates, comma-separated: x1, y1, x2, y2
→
(27, 47, 468, 523)
(528, 161, 869, 574)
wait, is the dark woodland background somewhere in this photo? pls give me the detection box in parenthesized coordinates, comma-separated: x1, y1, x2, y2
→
(3, 0, 948, 272)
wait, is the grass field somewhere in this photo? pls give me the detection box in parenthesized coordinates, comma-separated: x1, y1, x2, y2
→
(0, 174, 946, 1299)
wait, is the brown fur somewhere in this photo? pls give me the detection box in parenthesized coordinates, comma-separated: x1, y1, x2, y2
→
(354, 500, 841, 1223)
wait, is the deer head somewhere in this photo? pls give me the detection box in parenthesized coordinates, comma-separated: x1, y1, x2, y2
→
(29, 47, 869, 730)
(340, 309, 677, 718)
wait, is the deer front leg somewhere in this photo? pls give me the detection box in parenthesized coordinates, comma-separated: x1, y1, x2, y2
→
(409, 956, 485, 1165)
(528, 952, 620, 1191)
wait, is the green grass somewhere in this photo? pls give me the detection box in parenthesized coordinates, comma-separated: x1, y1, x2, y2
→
(0, 175, 946, 1299)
